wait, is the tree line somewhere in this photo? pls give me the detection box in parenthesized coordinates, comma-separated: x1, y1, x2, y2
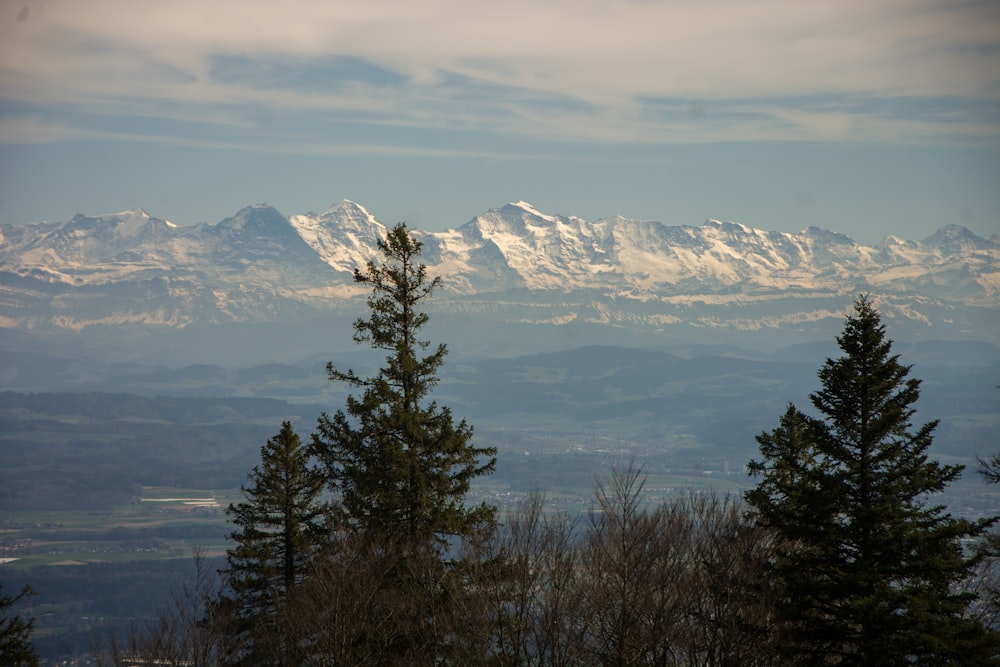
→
(6, 225, 995, 665)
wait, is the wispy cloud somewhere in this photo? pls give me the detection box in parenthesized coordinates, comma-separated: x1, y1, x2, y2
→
(1, 0, 997, 148)
(0, 114, 542, 162)
(0, 116, 82, 144)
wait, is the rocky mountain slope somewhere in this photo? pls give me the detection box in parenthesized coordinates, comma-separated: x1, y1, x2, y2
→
(1, 200, 997, 346)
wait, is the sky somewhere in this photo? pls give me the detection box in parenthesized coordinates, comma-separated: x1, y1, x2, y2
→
(0, 0, 998, 245)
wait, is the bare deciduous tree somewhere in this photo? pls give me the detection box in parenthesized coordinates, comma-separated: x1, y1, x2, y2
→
(94, 550, 227, 667)
(460, 467, 781, 667)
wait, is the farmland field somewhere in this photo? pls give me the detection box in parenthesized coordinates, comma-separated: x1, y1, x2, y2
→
(1, 486, 238, 569)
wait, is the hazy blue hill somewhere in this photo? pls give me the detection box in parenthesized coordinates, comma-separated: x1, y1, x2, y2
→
(236, 362, 314, 382)
(434, 343, 997, 468)
(169, 364, 230, 382)
(466, 345, 683, 382)
(772, 339, 1000, 367)
(0, 349, 106, 389)
(903, 340, 1000, 366)
(768, 340, 841, 363)
(449, 345, 810, 410)
(0, 339, 994, 490)
(0, 391, 301, 424)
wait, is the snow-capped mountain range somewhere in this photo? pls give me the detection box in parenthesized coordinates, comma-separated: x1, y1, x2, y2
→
(1, 200, 997, 345)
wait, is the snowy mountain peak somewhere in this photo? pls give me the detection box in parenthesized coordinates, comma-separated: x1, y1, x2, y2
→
(312, 200, 385, 238)
(287, 200, 386, 275)
(1, 200, 997, 337)
(923, 224, 994, 252)
(60, 209, 166, 240)
(703, 219, 758, 236)
(801, 226, 857, 245)
(488, 202, 567, 231)
(110, 207, 150, 219)
(321, 199, 374, 219)
(216, 204, 291, 233)
(506, 200, 557, 222)
(206, 205, 332, 272)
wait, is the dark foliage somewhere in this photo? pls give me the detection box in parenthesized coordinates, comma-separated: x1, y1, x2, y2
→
(747, 295, 999, 665)
(0, 583, 39, 667)
(312, 223, 497, 545)
(217, 421, 327, 665)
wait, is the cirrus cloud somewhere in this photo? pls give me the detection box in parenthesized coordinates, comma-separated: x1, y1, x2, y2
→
(0, 0, 997, 148)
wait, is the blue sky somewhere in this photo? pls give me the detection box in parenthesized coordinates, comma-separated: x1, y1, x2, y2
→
(1, 0, 997, 244)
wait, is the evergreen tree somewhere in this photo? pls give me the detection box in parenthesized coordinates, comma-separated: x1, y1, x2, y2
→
(309, 223, 496, 662)
(312, 223, 497, 546)
(746, 295, 998, 666)
(220, 420, 326, 665)
(0, 583, 39, 667)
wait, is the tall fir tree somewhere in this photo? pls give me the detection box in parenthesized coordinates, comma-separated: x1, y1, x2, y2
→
(309, 223, 497, 662)
(746, 295, 998, 666)
(220, 420, 327, 665)
(311, 222, 496, 547)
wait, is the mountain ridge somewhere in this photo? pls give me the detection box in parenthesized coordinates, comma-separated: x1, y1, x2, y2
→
(1, 200, 997, 346)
